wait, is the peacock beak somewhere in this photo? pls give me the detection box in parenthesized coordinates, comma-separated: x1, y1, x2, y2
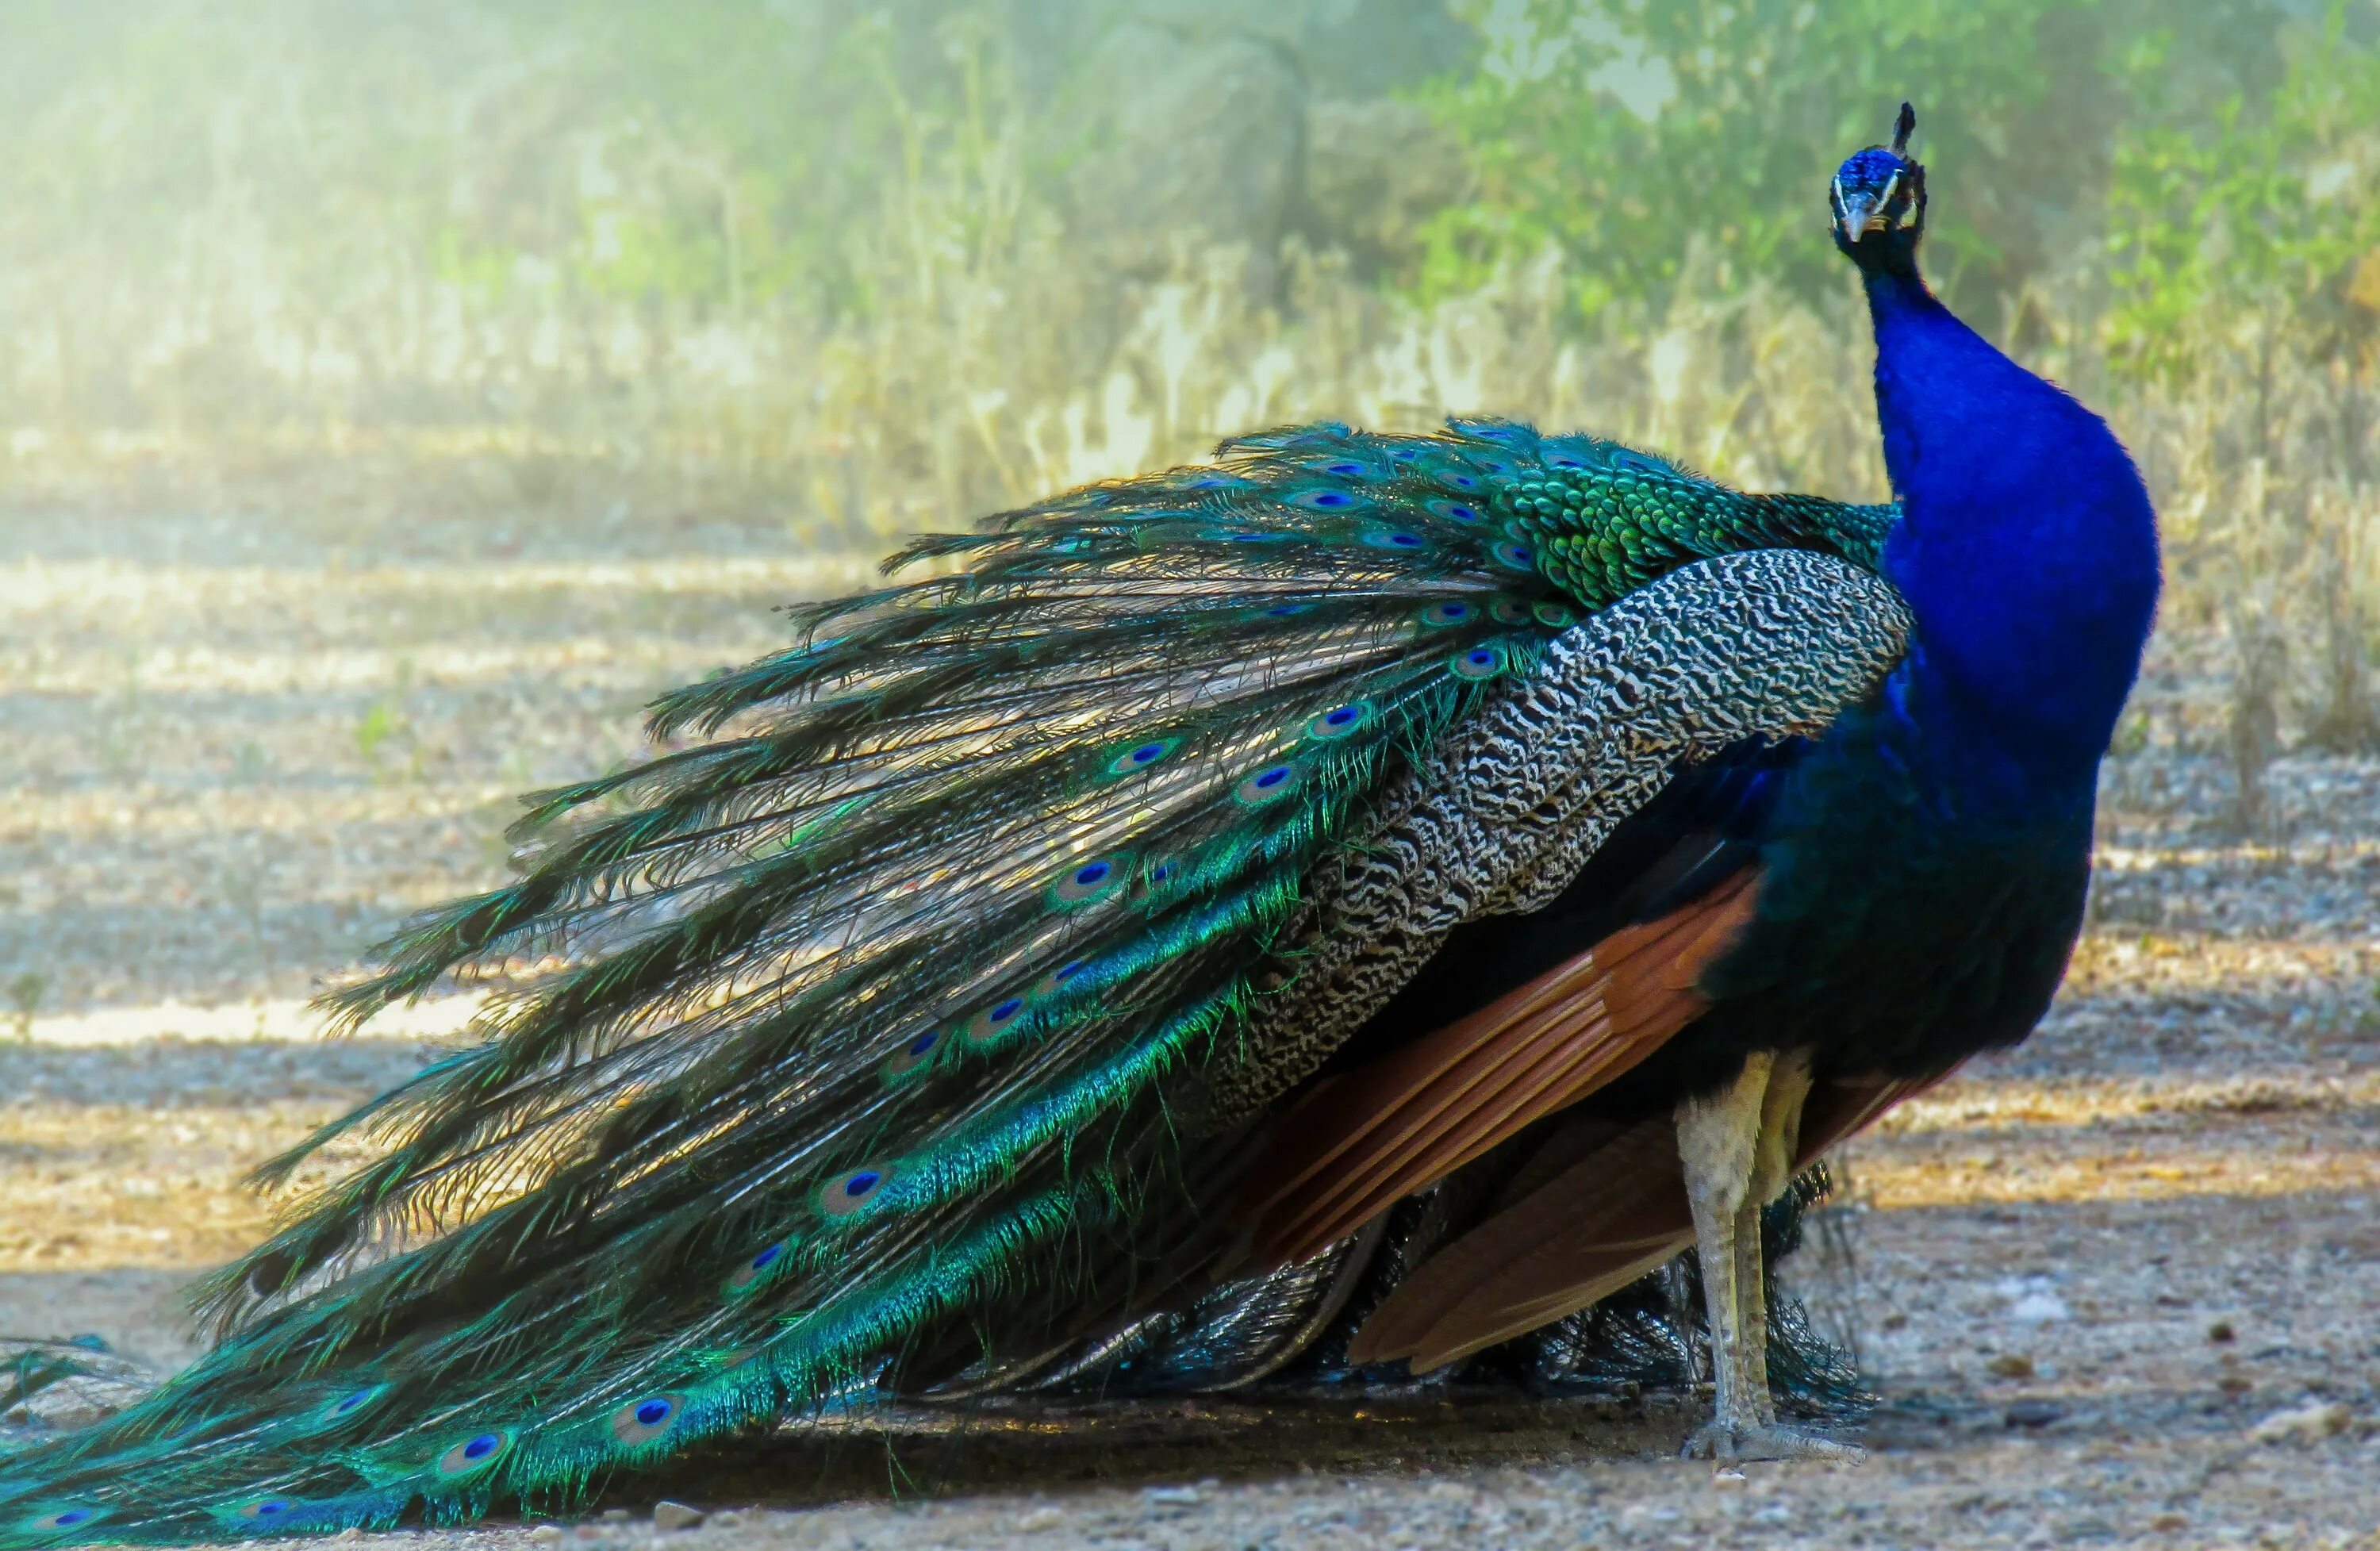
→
(1834, 172, 1900, 244)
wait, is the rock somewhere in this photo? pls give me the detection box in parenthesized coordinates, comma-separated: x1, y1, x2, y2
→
(1710, 1468, 1749, 1491)
(2004, 1399, 2065, 1430)
(706, 1511, 742, 1529)
(651, 1501, 706, 1532)
(1130, 0, 1475, 95)
(529, 1527, 565, 1545)
(1145, 1484, 1202, 1507)
(1017, 1505, 1068, 1531)
(334, 1531, 364, 1544)
(1987, 1353, 2037, 1380)
(2150, 1512, 2189, 1531)
(602, 1509, 634, 1523)
(1303, 98, 1473, 274)
(1067, 28, 1303, 294)
(2207, 1319, 2237, 1343)
(2248, 1400, 2352, 1445)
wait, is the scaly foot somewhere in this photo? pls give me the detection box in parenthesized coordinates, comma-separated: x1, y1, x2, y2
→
(1681, 1419, 1865, 1463)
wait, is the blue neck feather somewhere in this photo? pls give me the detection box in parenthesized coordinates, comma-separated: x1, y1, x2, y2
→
(1859, 262, 2159, 807)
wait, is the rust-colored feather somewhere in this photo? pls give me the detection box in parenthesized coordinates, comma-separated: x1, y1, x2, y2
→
(1242, 870, 1761, 1267)
(1348, 1066, 1949, 1370)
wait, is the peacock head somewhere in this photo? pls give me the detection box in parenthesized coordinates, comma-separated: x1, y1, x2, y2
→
(1831, 102, 1926, 271)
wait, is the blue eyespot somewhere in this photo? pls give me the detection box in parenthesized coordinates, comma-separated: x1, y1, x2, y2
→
(1104, 736, 1177, 778)
(1491, 540, 1535, 570)
(1426, 498, 1484, 524)
(821, 1166, 891, 1219)
(726, 1240, 788, 1292)
(1053, 857, 1124, 906)
(436, 1429, 514, 1476)
(1418, 600, 1471, 628)
(991, 999, 1023, 1023)
(1451, 646, 1507, 681)
(1235, 763, 1299, 806)
(884, 1028, 940, 1080)
(1305, 702, 1372, 742)
(611, 1392, 689, 1445)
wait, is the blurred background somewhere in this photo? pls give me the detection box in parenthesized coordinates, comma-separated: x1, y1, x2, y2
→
(2, 0, 2374, 637)
(4, 11, 2378, 1512)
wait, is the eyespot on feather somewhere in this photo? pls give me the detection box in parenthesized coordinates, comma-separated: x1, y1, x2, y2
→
(1051, 856, 1123, 907)
(1488, 597, 1531, 625)
(1285, 486, 1365, 512)
(1103, 737, 1177, 777)
(725, 1241, 788, 1294)
(820, 1167, 889, 1219)
(1303, 702, 1371, 741)
(1424, 497, 1486, 524)
(435, 1429, 514, 1478)
(319, 1384, 387, 1425)
(232, 1497, 300, 1523)
(1357, 525, 1428, 552)
(1234, 762, 1299, 806)
(965, 994, 1029, 1044)
(1490, 539, 1536, 571)
(1130, 854, 1184, 903)
(1534, 601, 1577, 628)
(610, 1392, 689, 1446)
(1035, 960, 1089, 998)
(882, 1028, 941, 1081)
(1450, 645, 1507, 681)
(1417, 599, 1472, 628)
(21, 1509, 106, 1534)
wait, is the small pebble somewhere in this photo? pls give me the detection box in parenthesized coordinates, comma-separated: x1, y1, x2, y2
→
(1016, 1506, 1067, 1531)
(706, 1511, 741, 1529)
(1143, 1484, 1202, 1508)
(2003, 1399, 2064, 1430)
(2150, 1512, 2188, 1532)
(602, 1509, 633, 1524)
(651, 1501, 706, 1532)
(1710, 1468, 1749, 1491)
(2206, 1319, 2237, 1343)
(2248, 1400, 2351, 1446)
(528, 1528, 565, 1545)
(334, 1532, 364, 1545)
(1986, 1353, 2036, 1380)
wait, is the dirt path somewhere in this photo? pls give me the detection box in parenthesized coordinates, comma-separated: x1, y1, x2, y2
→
(3, 505, 2376, 1549)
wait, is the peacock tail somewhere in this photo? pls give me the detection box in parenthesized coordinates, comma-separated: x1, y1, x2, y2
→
(0, 420, 1906, 1545)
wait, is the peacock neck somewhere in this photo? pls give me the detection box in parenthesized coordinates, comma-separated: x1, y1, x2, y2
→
(1859, 263, 2160, 812)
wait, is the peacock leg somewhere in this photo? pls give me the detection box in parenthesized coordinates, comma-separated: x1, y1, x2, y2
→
(1676, 1049, 1860, 1462)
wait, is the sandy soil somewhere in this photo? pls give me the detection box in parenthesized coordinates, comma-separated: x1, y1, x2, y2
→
(2, 502, 2377, 1549)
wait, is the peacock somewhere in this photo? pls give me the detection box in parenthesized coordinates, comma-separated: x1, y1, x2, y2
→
(0, 101, 2159, 1541)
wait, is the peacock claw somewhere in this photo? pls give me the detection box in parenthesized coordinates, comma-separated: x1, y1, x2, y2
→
(1681, 1419, 1865, 1464)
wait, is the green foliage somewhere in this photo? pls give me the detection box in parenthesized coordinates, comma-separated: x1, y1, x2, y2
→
(1412, 0, 2123, 318)
(2108, 4, 2380, 383)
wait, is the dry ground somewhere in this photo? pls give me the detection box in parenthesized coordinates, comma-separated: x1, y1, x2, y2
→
(2, 502, 2377, 1549)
